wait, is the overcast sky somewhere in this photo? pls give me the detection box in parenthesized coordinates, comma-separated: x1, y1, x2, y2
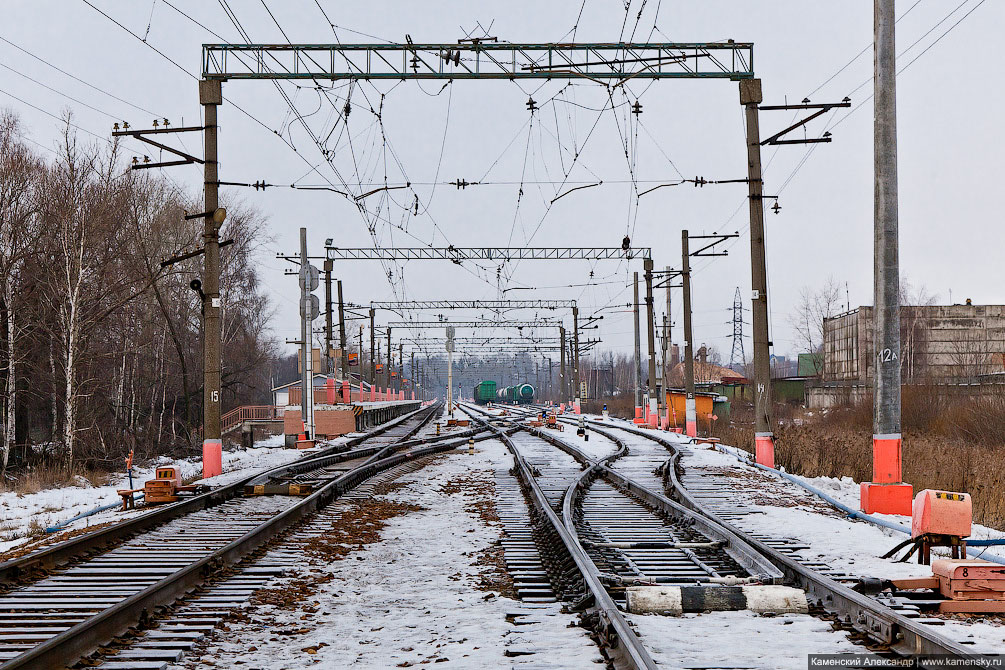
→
(3, 1, 1001, 367)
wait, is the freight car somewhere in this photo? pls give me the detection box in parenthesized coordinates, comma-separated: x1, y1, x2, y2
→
(497, 383, 535, 404)
(473, 380, 497, 405)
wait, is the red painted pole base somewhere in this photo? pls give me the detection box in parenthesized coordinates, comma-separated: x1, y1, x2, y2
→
(202, 439, 223, 479)
(754, 433, 775, 469)
(872, 434, 903, 483)
(860, 481, 913, 515)
(861, 433, 913, 514)
(685, 419, 697, 438)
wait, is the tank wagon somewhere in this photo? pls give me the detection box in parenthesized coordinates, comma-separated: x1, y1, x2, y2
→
(497, 383, 536, 404)
(473, 380, 497, 405)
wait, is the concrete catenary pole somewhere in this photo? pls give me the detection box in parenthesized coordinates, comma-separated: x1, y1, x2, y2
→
(299, 227, 314, 439)
(644, 258, 658, 424)
(740, 77, 775, 468)
(664, 264, 672, 416)
(337, 280, 349, 380)
(633, 271, 643, 411)
(572, 306, 581, 408)
(682, 232, 697, 437)
(385, 328, 392, 397)
(324, 260, 334, 375)
(559, 326, 567, 402)
(199, 79, 223, 478)
(446, 326, 454, 415)
(369, 309, 376, 390)
(863, 0, 912, 514)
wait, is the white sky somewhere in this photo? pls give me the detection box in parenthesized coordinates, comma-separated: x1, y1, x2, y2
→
(3, 1, 1001, 365)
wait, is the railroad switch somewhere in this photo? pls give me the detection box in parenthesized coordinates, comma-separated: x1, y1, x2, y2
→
(883, 489, 971, 564)
(858, 560, 1005, 613)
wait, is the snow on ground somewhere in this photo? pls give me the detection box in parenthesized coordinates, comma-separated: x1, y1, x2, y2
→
(181, 436, 603, 670)
(670, 433, 1005, 652)
(0, 433, 316, 555)
(629, 610, 862, 669)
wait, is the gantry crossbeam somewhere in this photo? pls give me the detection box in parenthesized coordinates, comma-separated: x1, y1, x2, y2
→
(202, 42, 753, 81)
(371, 300, 575, 310)
(406, 337, 562, 343)
(388, 321, 561, 328)
(326, 247, 649, 261)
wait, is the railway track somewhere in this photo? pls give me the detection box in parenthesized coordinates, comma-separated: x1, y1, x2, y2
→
(463, 404, 985, 668)
(0, 401, 491, 669)
(463, 404, 783, 670)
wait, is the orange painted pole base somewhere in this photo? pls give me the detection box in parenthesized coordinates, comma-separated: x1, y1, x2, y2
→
(861, 481, 913, 515)
(202, 439, 223, 479)
(754, 432, 775, 469)
(861, 434, 912, 515)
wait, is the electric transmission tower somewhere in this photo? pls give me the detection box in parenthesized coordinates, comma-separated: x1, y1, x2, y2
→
(728, 287, 750, 370)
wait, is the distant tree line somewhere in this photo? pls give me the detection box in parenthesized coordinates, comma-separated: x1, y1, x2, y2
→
(0, 112, 279, 476)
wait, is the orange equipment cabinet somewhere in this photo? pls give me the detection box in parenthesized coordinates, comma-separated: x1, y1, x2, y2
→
(912, 490, 972, 539)
(145, 467, 183, 503)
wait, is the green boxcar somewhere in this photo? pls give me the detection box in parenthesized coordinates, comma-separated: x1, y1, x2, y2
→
(473, 380, 497, 405)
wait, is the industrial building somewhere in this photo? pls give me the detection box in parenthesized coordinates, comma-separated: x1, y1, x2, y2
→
(810, 303, 1005, 407)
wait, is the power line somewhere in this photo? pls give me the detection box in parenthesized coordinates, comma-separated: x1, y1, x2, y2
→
(0, 34, 160, 117)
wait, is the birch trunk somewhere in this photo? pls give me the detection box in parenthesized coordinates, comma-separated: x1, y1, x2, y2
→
(1, 281, 13, 474)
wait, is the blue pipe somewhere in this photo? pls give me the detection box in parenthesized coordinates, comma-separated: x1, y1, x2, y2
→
(44, 493, 144, 533)
(706, 441, 1005, 565)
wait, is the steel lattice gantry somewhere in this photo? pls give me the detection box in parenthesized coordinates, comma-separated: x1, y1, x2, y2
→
(370, 300, 575, 310)
(387, 321, 560, 328)
(202, 42, 753, 81)
(325, 247, 649, 261)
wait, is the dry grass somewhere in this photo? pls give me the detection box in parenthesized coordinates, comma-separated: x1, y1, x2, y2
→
(25, 518, 48, 538)
(2, 464, 110, 495)
(583, 395, 636, 420)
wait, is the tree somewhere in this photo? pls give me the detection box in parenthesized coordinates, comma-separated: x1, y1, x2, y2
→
(790, 277, 843, 377)
(0, 113, 42, 473)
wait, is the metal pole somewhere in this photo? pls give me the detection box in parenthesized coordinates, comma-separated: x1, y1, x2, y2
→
(199, 80, 223, 477)
(644, 258, 657, 423)
(324, 260, 333, 375)
(411, 351, 415, 399)
(559, 326, 567, 403)
(682, 231, 697, 437)
(398, 342, 403, 396)
(740, 77, 774, 466)
(358, 324, 363, 387)
(572, 306, 580, 407)
(369, 309, 376, 390)
(864, 0, 911, 514)
(386, 328, 392, 397)
(663, 264, 672, 414)
(337, 279, 349, 380)
(633, 271, 642, 409)
(299, 227, 314, 439)
(446, 327, 454, 416)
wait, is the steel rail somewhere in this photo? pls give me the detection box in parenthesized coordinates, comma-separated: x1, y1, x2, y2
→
(592, 420, 983, 661)
(540, 416, 782, 581)
(481, 406, 782, 582)
(0, 403, 433, 586)
(463, 408, 657, 670)
(2, 405, 485, 670)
